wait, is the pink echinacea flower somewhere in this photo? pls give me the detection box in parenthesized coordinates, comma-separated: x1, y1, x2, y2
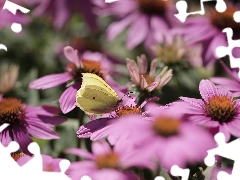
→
(29, 46, 114, 114)
(65, 140, 154, 180)
(172, 5, 240, 66)
(0, 97, 65, 155)
(93, 0, 178, 50)
(180, 79, 240, 142)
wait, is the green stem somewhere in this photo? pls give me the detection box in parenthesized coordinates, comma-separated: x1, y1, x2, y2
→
(76, 109, 85, 161)
(138, 168, 145, 180)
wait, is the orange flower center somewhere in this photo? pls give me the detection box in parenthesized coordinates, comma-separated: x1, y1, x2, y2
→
(115, 105, 142, 117)
(95, 151, 119, 169)
(140, 74, 155, 86)
(65, 59, 104, 82)
(44, 164, 54, 172)
(153, 116, 181, 137)
(204, 95, 237, 123)
(210, 6, 240, 32)
(135, 0, 170, 16)
(11, 152, 25, 161)
(0, 98, 25, 125)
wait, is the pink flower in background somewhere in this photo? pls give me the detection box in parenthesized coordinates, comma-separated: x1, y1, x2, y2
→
(17, 154, 65, 172)
(113, 103, 215, 169)
(29, 46, 115, 114)
(211, 61, 240, 97)
(126, 55, 173, 92)
(0, 97, 65, 155)
(180, 80, 240, 142)
(93, 0, 178, 50)
(0, 7, 30, 31)
(172, 5, 240, 66)
(65, 140, 155, 180)
(32, 0, 98, 30)
(151, 35, 203, 67)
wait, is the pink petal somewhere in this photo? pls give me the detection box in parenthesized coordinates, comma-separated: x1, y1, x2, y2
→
(76, 118, 111, 138)
(204, 33, 226, 66)
(0, 128, 12, 147)
(126, 14, 149, 49)
(29, 73, 72, 89)
(106, 12, 137, 41)
(151, 16, 169, 43)
(59, 82, 81, 114)
(210, 77, 240, 91)
(12, 126, 33, 155)
(91, 140, 111, 156)
(219, 124, 231, 142)
(25, 119, 60, 139)
(220, 61, 240, 82)
(179, 97, 204, 108)
(63, 46, 80, 67)
(199, 80, 218, 102)
(65, 148, 94, 160)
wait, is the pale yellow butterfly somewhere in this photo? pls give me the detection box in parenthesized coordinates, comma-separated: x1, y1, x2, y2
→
(76, 73, 120, 115)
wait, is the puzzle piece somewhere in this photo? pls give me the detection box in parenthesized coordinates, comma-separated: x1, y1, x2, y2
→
(233, 11, 240, 23)
(0, 44, 7, 51)
(215, 28, 240, 78)
(105, 0, 119, 3)
(204, 132, 240, 180)
(0, 123, 71, 180)
(2, 0, 30, 33)
(81, 175, 92, 180)
(174, 0, 227, 22)
(170, 165, 190, 180)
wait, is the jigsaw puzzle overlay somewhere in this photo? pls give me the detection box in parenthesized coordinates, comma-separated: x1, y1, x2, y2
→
(2, 0, 240, 180)
(0, 0, 30, 51)
(175, 0, 240, 78)
(0, 123, 71, 180)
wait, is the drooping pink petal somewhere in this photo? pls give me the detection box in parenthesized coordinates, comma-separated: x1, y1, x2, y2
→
(204, 33, 226, 66)
(59, 82, 81, 114)
(151, 16, 169, 43)
(12, 126, 33, 155)
(64, 148, 94, 160)
(0, 128, 12, 147)
(106, 12, 137, 41)
(25, 119, 60, 139)
(31, 106, 61, 116)
(220, 61, 240, 82)
(219, 123, 231, 142)
(78, 0, 98, 31)
(29, 73, 72, 89)
(91, 140, 112, 156)
(54, 0, 70, 29)
(226, 120, 240, 138)
(37, 116, 66, 127)
(76, 118, 112, 138)
(199, 80, 218, 102)
(210, 77, 240, 91)
(126, 14, 149, 49)
(63, 46, 80, 67)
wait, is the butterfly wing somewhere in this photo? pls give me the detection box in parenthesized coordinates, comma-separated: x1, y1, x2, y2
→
(76, 73, 119, 115)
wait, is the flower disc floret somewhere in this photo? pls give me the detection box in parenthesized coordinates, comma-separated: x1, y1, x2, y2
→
(153, 116, 181, 137)
(204, 95, 237, 123)
(95, 151, 120, 169)
(135, 0, 169, 16)
(115, 105, 142, 117)
(0, 98, 25, 125)
(210, 6, 240, 32)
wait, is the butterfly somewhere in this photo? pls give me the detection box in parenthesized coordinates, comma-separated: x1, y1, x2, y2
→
(76, 73, 121, 115)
